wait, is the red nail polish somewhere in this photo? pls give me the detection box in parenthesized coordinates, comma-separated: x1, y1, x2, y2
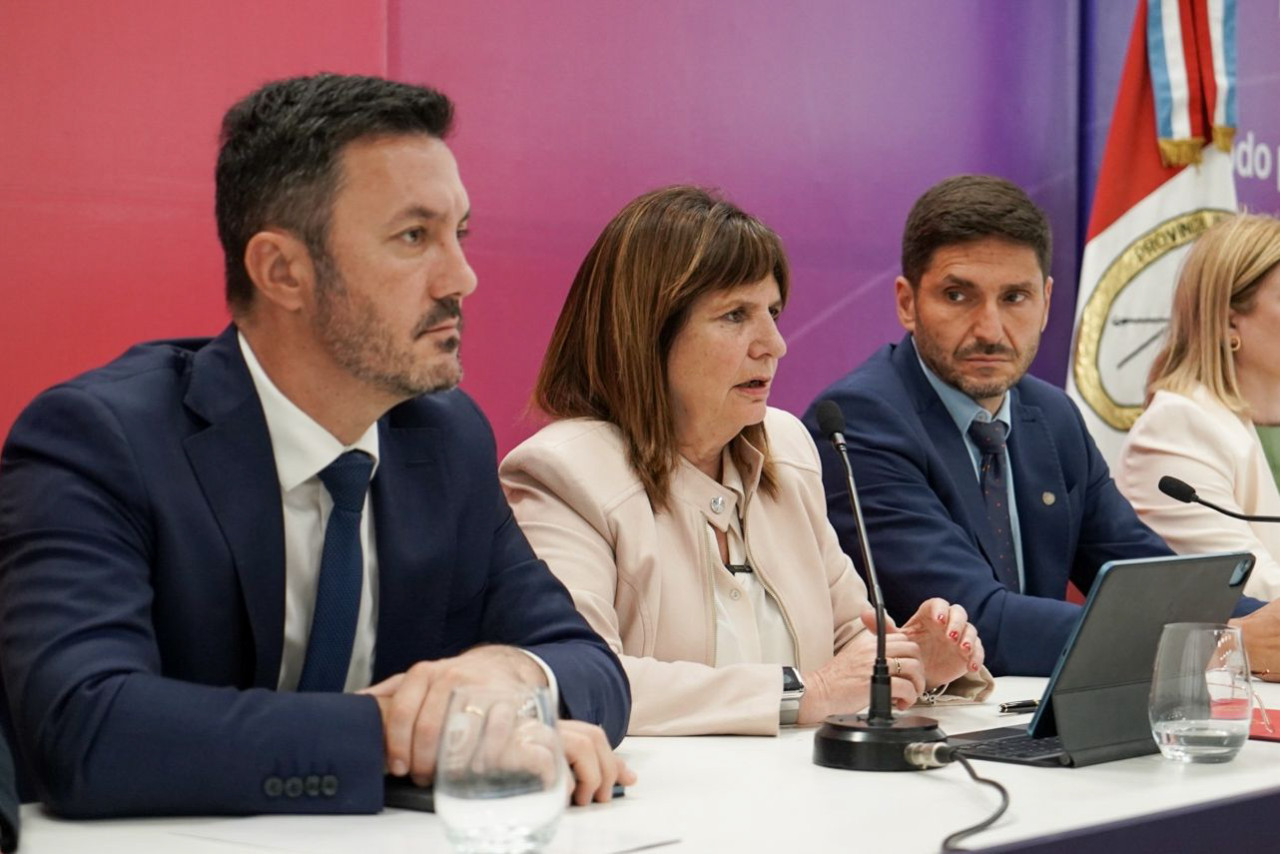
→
(937, 613, 946, 623)
(962, 642, 972, 651)
(949, 631, 959, 640)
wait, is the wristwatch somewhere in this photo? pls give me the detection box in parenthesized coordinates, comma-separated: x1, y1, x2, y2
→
(780, 665, 805, 725)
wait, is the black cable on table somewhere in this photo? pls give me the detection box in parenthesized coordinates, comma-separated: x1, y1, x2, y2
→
(940, 753, 1010, 851)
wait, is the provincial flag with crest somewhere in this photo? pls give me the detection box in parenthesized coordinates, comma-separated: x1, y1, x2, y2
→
(1067, 0, 1239, 465)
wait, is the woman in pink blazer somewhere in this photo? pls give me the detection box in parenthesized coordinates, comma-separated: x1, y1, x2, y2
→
(501, 186, 991, 736)
(1118, 214, 1280, 600)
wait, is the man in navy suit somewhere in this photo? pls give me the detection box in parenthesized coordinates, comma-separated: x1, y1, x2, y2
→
(0, 74, 631, 818)
(805, 175, 1274, 676)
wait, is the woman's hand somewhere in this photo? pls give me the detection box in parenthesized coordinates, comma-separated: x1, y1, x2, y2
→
(1232, 602, 1280, 681)
(797, 616, 925, 723)
(898, 598, 985, 689)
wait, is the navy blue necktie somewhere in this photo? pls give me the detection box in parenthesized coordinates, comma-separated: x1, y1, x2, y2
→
(967, 420, 1020, 591)
(298, 450, 375, 692)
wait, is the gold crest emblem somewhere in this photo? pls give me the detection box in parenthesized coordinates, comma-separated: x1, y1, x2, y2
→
(1073, 208, 1233, 430)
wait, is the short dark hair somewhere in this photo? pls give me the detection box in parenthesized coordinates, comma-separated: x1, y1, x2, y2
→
(900, 174, 1052, 286)
(215, 74, 454, 311)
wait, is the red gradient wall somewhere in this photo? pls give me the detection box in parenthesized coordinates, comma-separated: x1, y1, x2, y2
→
(0, 1, 387, 440)
(9, 4, 1277, 464)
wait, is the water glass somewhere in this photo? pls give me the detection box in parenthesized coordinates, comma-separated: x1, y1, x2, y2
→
(435, 685, 567, 854)
(1149, 622, 1252, 763)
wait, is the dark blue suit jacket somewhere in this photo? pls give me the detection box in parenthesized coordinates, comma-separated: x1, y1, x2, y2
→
(0, 731, 15, 853)
(0, 327, 629, 818)
(803, 337, 1178, 676)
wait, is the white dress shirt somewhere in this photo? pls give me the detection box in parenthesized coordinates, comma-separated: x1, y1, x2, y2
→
(705, 449, 798, 668)
(239, 333, 557, 700)
(239, 333, 381, 693)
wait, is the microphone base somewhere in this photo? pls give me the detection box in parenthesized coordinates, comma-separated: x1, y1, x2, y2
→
(812, 713, 945, 772)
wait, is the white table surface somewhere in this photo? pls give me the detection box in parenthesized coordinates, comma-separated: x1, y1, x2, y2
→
(16, 676, 1280, 853)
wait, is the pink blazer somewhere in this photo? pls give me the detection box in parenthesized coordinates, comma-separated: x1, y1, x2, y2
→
(1117, 386, 1280, 599)
(501, 408, 991, 735)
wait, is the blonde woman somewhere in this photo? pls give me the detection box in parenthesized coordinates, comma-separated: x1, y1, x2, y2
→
(500, 186, 991, 736)
(1117, 214, 1280, 599)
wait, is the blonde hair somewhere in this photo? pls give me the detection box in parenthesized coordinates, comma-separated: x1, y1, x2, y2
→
(1148, 213, 1280, 412)
(534, 186, 790, 509)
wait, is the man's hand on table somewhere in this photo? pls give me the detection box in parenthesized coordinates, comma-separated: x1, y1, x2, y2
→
(359, 645, 634, 802)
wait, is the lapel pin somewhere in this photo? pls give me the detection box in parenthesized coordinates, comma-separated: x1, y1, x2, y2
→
(1042, 491, 1056, 506)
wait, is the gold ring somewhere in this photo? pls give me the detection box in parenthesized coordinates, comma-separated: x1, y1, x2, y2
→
(893, 658, 902, 676)
(463, 704, 486, 717)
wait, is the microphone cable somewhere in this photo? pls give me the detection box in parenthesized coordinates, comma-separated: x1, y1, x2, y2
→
(905, 742, 1010, 851)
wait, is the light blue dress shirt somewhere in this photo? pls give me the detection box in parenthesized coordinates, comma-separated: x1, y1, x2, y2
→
(914, 340, 1025, 592)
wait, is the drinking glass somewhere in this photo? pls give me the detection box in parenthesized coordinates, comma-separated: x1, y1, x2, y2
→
(435, 685, 567, 854)
(1149, 622, 1252, 763)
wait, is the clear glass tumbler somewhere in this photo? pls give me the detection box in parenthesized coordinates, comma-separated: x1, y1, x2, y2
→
(1149, 622, 1252, 763)
(435, 685, 567, 854)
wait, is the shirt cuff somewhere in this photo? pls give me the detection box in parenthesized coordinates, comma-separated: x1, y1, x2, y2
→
(518, 649, 559, 711)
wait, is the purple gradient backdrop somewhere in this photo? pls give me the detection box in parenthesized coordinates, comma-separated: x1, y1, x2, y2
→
(391, 1, 1083, 453)
(1232, 4, 1280, 216)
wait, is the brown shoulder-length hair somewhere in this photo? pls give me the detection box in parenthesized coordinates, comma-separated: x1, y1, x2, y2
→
(1147, 213, 1280, 412)
(534, 185, 791, 510)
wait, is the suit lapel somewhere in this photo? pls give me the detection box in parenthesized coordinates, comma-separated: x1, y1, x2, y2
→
(1008, 395, 1071, 597)
(371, 411, 454, 680)
(894, 339, 1008, 580)
(181, 327, 287, 688)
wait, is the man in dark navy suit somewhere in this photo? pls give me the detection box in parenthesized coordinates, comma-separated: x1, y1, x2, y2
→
(0, 74, 631, 818)
(805, 175, 1275, 676)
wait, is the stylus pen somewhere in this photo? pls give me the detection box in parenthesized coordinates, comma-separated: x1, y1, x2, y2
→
(999, 699, 1039, 714)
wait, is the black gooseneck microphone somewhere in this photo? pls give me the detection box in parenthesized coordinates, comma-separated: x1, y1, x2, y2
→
(1158, 475, 1280, 523)
(811, 400, 946, 772)
(815, 401, 894, 722)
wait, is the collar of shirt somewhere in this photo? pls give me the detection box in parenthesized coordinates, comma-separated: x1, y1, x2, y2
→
(911, 337, 1026, 591)
(238, 332, 380, 489)
(673, 434, 764, 533)
(712, 446, 748, 536)
(912, 336, 1014, 436)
